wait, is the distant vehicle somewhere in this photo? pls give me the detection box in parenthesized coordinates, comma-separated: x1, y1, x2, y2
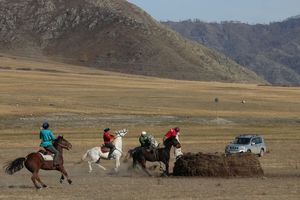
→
(225, 134, 266, 157)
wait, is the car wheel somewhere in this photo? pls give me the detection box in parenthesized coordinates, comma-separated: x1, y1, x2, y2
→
(247, 149, 251, 153)
(259, 149, 264, 157)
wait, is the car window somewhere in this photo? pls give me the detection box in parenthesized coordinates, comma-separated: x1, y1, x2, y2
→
(234, 138, 250, 144)
(252, 137, 262, 144)
(257, 137, 262, 144)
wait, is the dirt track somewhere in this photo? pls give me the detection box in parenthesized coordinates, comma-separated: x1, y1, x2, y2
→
(1, 143, 299, 200)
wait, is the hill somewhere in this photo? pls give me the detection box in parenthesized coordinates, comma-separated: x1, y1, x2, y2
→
(163, 18, 300, 86)
(0, 55, 300, 200)
(0, 0, 264, 84)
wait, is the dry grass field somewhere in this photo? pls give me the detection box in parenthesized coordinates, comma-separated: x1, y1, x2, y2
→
(0, 54, 299, 199)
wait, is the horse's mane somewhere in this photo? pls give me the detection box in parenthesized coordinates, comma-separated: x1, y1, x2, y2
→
(164, 136, 177, 146)
(53, 136, 63, 146)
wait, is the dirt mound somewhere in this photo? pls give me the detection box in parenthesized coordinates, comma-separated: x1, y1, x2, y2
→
(173, 152, 264, 177)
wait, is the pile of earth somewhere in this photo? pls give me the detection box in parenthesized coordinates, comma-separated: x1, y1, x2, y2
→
(173, 152, 264, 177)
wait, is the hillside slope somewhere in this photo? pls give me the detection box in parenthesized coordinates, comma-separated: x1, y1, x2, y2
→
(164, 18, 300, 85)
(0, 0, 264, 84)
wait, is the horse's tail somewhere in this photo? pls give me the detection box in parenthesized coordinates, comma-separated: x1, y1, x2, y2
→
(123, 149, 134, 163)
(75, 151, 89, 164)
(4, 157, 26, 175)
(128, 149, 134, 158)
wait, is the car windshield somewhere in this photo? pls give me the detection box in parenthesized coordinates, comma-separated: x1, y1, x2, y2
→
(234, 137, 251, 144)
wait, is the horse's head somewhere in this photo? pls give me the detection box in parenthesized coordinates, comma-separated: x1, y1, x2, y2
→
(164, 136, 181, 148)
(115, 129, 128, 137)
(54, 135, 72, 150)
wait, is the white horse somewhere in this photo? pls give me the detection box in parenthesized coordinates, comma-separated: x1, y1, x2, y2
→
(81, 129, 127, 173)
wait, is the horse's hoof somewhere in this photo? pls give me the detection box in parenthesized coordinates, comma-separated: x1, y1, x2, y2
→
(68, 179, 72, 184)
(160, 172, 168, 177)
(42, 185, 48, 188)
(36, 186, 42, 190)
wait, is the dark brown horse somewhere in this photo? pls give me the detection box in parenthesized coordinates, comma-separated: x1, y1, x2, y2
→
(4, 136, 72, 189)
(132, 136, 181, 176)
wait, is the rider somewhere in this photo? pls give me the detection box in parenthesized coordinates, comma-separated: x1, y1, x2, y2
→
(103, 128, 115, 159)
(163, 127, 180, 144)
(39, 122, 60, 167)
(139, 131, 152, 148)
(163, 127, 183, 159)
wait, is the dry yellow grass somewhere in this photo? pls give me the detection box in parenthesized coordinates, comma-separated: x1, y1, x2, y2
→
(0, 54, 299, 199)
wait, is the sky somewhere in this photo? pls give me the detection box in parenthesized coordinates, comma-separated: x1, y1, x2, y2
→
(127, 0, 300, 24)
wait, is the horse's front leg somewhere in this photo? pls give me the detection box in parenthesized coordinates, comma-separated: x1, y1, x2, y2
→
(114, 156, 121, 172)
(165, 162, 169, 175)
(59, 174, 64, 184)
(161, 161, 169, 177)
(59, 166, 72, 184)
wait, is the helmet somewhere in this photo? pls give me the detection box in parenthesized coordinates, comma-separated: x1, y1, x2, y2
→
(174, 127, 180, 132)
(42, 122, 49, 129)
(141, 131, 147, 136)
(104, 128, 110, 132)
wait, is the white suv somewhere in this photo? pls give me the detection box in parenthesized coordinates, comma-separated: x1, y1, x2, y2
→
(225, 134, 266, 157)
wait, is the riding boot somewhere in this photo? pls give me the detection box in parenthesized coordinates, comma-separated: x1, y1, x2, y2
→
(53, 162, 59, 168)
(108, 147, 115, 159)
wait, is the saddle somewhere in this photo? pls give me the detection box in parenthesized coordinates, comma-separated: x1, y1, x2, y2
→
(100, 145, 110, 153)
(142, 146, 156, 155)
(38, 148, 54, 161)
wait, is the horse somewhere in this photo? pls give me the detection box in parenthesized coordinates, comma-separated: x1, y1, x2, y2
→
(80, 129, 127, 173)
(4, 136, 72, 189)
(132, 136, 181, 176)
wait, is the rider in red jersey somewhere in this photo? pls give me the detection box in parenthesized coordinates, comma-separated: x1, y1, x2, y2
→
(103, 128, 115, 159)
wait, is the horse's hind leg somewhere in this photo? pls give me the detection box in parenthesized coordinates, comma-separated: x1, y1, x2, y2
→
(140, 160, 152, 177)
(96, 163, 106, 170)
(88, 161, 93, 173)
(35, 173, 47, 188)
(31, 172, 41, 189)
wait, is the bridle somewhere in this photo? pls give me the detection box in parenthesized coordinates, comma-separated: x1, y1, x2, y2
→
(56, 140, 71, 150)
(111, 133, 123, 154)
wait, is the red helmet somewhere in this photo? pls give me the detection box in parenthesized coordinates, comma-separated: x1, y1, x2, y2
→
(174, 127, 180, 132)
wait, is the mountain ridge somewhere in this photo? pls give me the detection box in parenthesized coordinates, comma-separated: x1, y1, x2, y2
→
(163, 17, 300, 86)
(0, 0, 265, 84)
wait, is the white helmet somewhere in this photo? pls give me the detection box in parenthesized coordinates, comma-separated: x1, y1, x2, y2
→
(141, 131, 147, 136)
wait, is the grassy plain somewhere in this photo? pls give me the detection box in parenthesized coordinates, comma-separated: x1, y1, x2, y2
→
(0, 54, 299, 199)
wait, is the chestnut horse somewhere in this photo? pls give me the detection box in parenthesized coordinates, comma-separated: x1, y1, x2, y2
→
(4, 136, 72, 189)
(132, 136, 181, 176)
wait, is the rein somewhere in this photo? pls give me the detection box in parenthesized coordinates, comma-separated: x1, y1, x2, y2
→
(55, 141, 70, 150)
(113, 134, 123, 154)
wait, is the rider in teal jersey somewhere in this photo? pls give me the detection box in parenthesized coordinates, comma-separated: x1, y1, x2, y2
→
(39, 122, 59, 167)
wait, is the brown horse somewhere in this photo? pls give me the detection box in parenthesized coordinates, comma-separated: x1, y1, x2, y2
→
(4, 136, 72, 189)
(132, 136, 181, 176)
